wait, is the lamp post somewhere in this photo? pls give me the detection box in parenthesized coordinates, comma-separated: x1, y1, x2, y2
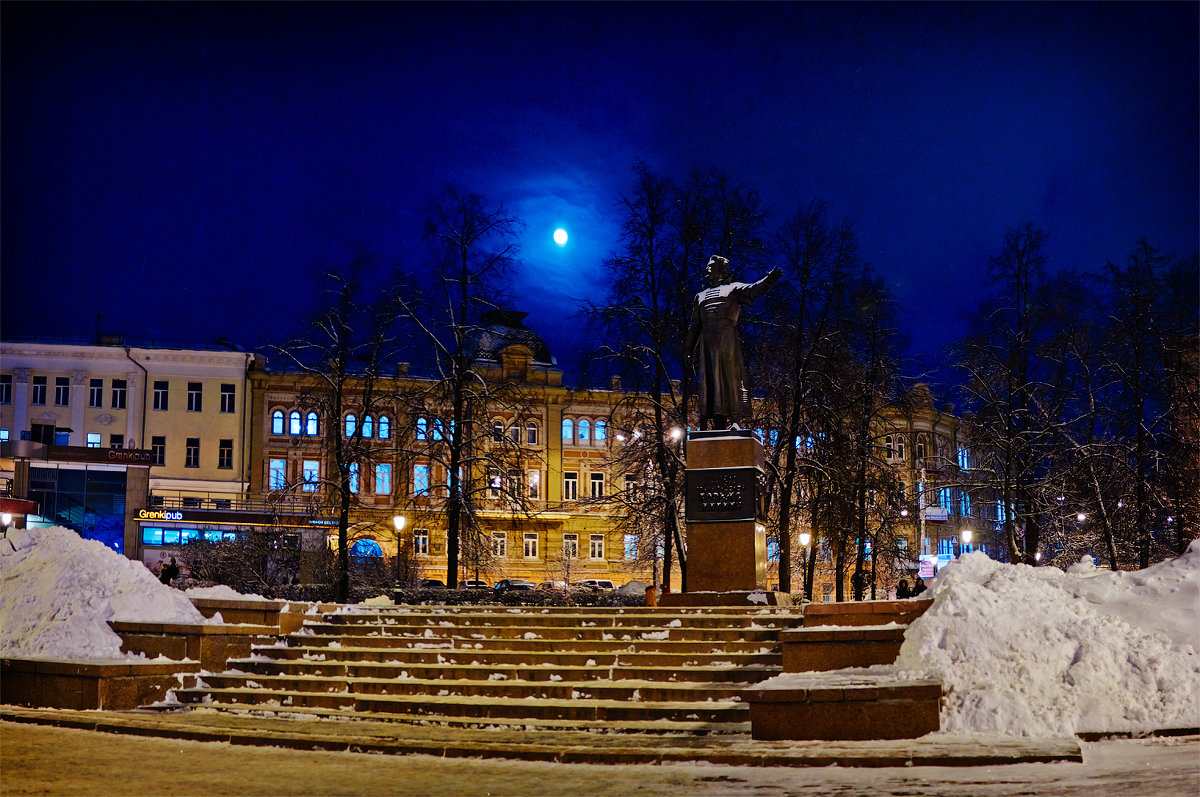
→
(798, 531, 812, 601)
(392, 515, 406, 585)
(961, 528, 973, 555)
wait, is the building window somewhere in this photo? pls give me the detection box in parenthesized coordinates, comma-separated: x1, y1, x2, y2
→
(624, 534, 637, 560)
(577, 419, 590, 445)
(344, 413, 357, 438)
(416, 417, 427, 441)
(302, 460, 320, 491)
(492, 532, 507, 558)
(885, 435, 894, 460)
(151, 436, 166, 465)
(523, 532, 539, 559)
(0, 429, 8, 442)
(272, 410, 285, 435)
(488, 468, 502, 499)
(289, 411, 302, 435)
(563, 471, 578, 501)
(349, 463, 359, 494)
(916, 437, 927, 460)
(185, 438, 200, 467)
(32, 376, 47, 405)
(413, 529, 430, 556)
(111, 379, 127, 410)
(939, 486, 952, 508)
(624, 476, 638, 498)
(153, 381, 169, 411)
(896, 437, 905, 460)
(960, 492, 972, 517)
(108, 433, 124, 449)
(361, 415, 373, 438)
(563, 533, 579, 559)
(88, 378, 102, 408)
(269, 459, 286, 490)
(527, 470, 541, 499)
(86, 432, 101, 448)
(526, 422, 539, 445)
(306, 412, 319, 436)
(594, 420, 606, 443)
(508, 423, 520, 443)
(589, 472, 604, 499)
(54, 377, 70, 406)
(492, 420, 504, 443)
(218, 439, 233, 470)
(957, 446, 970, 469)
(590, 534, 604, 560)
(378, 415, 390, 440)
(413, 464, 430, 495)
(0, 374, 11, 404)
(220, 384, 236, 414)
(375, 463, 392, 495)
(562, 418, 573, 443)
(187, 382, 202, 412)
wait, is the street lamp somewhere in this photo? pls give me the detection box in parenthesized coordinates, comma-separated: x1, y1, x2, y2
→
(392, 515, 407, 585)
(1076, 512, 1087, 523)
(961, 528, 973, 555)
(1, 512, 11, 529)
(798, 532, 812, 601)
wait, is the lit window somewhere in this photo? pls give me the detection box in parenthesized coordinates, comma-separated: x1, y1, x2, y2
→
(416, 417, 427, 441)
(526, 422, 538, 445)
(269, 459, 286, 489)
(562, 418, 573, 443)
(344, 413, 357, 437)
(378, 415, 390, 440)
(589, 472, 604, 499)
(960, 492, 972, 516)
(939, 487, 951, 508)
(957, 446, 970, 469)
(154, 381, 169, 411)
(349, 463, 359, 494)
(414, 464, 430, 495)
(187, 382, 202, 412)
(589, 534, 604, 559)
(413, 529, 429, 555)
(527, 470, 541, 499)
(492, 532, 507, 558)
(220, 384, 236, 414)
(563, 533, 579, 559)
(594, 420, 606, 442)
(362, 415, 373, 438)
(302, 460, 320, 491)
(86, 432, 101, 448)
(767, 539, 779, 561)
(563, 471, 578, 501)
(272, 410, 285, 435)
(488, 469, 502, 498)
(523, 532, 539, 558)
(578, 419, 590, 445)
(54, 377, 70, 406)
(375, 464, 392, 495)
(305, 412, 319, 436)
(624, 534, 637, 560)
(289, 411, 302, 435)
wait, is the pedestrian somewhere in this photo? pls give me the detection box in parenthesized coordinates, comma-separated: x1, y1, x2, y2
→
(910, 576, 927, 596)
(896, 579, 910, 600)
(161, 556, 180, 585)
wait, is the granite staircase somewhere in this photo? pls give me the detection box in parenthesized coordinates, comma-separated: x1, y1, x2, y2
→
(171, 605, 803, 734)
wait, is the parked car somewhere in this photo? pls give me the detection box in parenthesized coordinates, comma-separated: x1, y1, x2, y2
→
(572, 579, 616, 591)
(536, 580, 569, 592)
(460, 579, 490, 590)
(494, 578, 535, 592)
(420, 578, 446, 589)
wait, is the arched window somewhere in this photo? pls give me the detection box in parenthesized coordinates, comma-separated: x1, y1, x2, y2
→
(350, 539, 383, 558)
(378, 415, 390, 440)
(916, 436, 927, 460)
(362, 415, 374, 438)
(416, 417, 427, 441)
(577, 419, 590, 445)
(306, 412, 319, 436)
(526, 422, 539, 445)
(271, 410, 285, 435)
(562, 418, 574, 443)
(289, 411, 302, 436)
(594, 420, 607, 442)
(344, 413, 357, 438)
(885, 435, 894, 460)
(492, 420, 504, 443)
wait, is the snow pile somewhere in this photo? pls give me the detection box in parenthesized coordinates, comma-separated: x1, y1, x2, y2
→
(186, 584, 270, 602)
(0, 525, 207, 661)
(896, 543, 1200, 736)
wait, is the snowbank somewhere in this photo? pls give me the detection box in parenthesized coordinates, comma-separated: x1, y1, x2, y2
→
(0, 525, 208, 661)
(186, 584, 271, 602)
(895, 542, 1200, 737)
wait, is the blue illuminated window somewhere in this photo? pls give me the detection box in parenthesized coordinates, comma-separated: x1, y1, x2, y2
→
(302, 460, 320, 491)
(375, 464, 392, 495)
(416, 417, 427, 440)
(594, 420, 606, 442)
(562, 418, 573, 442)
(577, 419, 590, 444)
(305, 412, 318, 436)
(414, 464, 430, 495)
(269, 459, 286, 490)
(272, 410, 285, 435)
(351, 539, 382, 557)
(289, 411, 302, 435)
(349, 463, 359, 494)
(344, 413, 357, 438)
(378, 415, 390, 440)
(362, 415, 374, 438)
(142, 527, 164, 545)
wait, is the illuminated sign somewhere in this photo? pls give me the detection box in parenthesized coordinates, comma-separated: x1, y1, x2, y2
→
(923, 506, 949, 522)
(136, 509, 184, 521)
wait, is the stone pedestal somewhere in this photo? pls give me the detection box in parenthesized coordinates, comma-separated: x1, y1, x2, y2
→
(682, 429, 767, 593)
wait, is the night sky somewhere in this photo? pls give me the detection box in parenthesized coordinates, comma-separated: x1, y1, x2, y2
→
(3, 2, 1196, 381)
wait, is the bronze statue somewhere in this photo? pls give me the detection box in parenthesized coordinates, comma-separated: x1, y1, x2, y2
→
(686, 255, 782, 430)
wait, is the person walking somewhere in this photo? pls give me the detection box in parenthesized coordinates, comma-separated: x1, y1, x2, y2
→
(161, 556, 180, 585)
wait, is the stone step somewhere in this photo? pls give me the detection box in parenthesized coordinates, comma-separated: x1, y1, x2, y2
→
(781, 625, 907, 671)
(172, 687, 749, 724)
(249, 647, 781, 669)
(296, 624, 782, 643)
(198, 672, 754, 703)
(231, 658, 778, 684)
(282, 635, 781, 655)
(324, 611, 802, 630)
(801, 599, 932, 628)
(745, 670, 943, 741)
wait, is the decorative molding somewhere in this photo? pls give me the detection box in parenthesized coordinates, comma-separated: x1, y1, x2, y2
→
(72, 369, 89, 385)
(12, 368, 30, 383)
(96, 413, 116, 427)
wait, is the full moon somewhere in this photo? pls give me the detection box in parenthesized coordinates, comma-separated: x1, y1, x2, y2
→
(553, 228, 568, 246)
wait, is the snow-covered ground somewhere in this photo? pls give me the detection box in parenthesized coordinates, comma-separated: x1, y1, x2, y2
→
(3, 523, 1198, 740)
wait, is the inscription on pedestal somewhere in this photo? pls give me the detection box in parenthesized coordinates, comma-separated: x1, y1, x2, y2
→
(686, 467, 758, 522)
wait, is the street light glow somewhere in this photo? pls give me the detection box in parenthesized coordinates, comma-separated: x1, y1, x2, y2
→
(1076, 512, 1086, 522)
(799, 532, 812, 547)
(393, 515, 406, 532)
